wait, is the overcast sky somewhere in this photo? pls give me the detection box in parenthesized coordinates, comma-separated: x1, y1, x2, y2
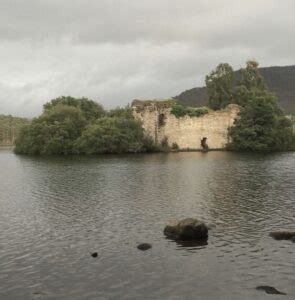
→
(0, 0, 295, 117)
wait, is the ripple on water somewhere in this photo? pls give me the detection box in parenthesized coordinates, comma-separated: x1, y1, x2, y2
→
(0, 150, 294, 299)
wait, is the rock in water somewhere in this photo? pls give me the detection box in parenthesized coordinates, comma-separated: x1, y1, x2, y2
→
(256, 286, 287, 295)
(164, 218, 208, 240)
(269, 231, 295, 241)
(137, 243, 152, 251)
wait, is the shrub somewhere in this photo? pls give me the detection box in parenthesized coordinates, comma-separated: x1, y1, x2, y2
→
(43, 96, 105, 121)
(108, 107, 133, 119)
(171, 142, 179, 150)
(158, 136, 170, 152)
(15, 104, 86, 154)
(75, 118, 153, 154)
(171, 104, 209, 118)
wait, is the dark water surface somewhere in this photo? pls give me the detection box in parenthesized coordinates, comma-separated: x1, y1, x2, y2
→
(0, 148, 294, 300)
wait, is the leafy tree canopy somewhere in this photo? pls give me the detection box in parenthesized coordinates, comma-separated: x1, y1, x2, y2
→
(75, 117, 156, 154)
(15, 96, 159, 155)
(108, 106, 133, 119)
(43, 96, 105, 121)
(238, 60, 266, 91)
(0, 115, 30, 145)
(15, 104, 87, 154)
(205, 63, 234, 110)
(228, 60, 294, 151)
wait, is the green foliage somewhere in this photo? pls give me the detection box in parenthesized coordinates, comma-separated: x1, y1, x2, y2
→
(171, 104, 209, 118)
(274, 116, 295, 150)
(175, 65, 295, 115)
(229, 99, 294, 151)
(235, 60, 268, 107)
(229, 96, 277, 151)
(288, 115, 295, 131)
(15, 104, 87, 154)
(0, 115, 30, 145)
(205, 63, 234, 110)
(0, 115, 29, 128)
(228, 61, 295, 151)
(15, 96, 159, 155)
(43, 96, 105, 121)
(131, 98, 176, 108)
(108, 106, 133, 119)
(171, 142, 179, 150)
(238, 60, 266, 91)
(159, 136, 170, 152)
(75, 118, 155, 154)
(132, 98, 209, 118)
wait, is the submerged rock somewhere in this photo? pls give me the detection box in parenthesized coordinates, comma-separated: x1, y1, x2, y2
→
(256, 286, 287, 295)
(164, 218, 208, 240)
(137, 243, 152, 251)
(175, 238, 208, 248)
(269, 231, 295, 241)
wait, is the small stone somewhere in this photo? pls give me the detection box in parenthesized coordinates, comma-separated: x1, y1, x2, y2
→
(91, 252, 98, 257)
(256, 286, 286, 295)
(269, 231, 295, 241)
(137, 243, 152, 251)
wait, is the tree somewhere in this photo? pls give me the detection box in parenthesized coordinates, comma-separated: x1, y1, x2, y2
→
(0, 115, 29, 145)
(228, 60, 294, 151)
(238, 60, 266, 91)
(75, 117, 155, 154)
(228, 94, 278, 151)
(15, 96, 159, 155)
(43, 96, 105, 121)
(15, 104, 86, 154)
(235, 60, 267, 107)
(273, 116, 295, 151)
(205, 63, 234, 110)
(108, 106, 133, 119)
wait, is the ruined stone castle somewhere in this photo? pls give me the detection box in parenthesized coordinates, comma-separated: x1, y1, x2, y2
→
(132, 101, 240, 150)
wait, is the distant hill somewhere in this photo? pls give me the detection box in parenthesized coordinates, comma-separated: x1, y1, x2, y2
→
(0, 115, 30, 146)
(175, 65, 295, 114)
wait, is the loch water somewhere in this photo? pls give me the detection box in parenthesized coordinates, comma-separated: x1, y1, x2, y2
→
(0, 148, 294, 300)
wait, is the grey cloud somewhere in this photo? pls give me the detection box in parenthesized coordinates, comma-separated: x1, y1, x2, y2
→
(2, 0, 293, 46)
(0, 0, 295, 117)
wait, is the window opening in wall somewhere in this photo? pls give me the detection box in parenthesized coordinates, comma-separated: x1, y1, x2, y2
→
(201, 137, 209, 151)
(158, 113, 165, 127)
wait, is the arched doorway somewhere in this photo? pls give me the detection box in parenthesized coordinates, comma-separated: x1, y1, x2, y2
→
(201, 137, 209, 151)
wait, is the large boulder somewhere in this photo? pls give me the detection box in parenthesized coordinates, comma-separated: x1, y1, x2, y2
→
(164, 218, 208, 240)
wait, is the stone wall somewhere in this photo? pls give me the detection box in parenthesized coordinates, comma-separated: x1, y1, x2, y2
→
(132, 102, 240, 150)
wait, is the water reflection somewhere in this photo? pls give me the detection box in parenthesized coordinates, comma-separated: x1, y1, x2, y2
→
(0, 149, 294, 299)
(173, 238, 208, 248)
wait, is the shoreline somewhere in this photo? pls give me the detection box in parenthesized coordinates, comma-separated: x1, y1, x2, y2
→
(0, 145, 14, 148)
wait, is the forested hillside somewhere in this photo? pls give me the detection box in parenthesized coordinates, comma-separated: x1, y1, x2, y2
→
(175, 65, 295, 114)
(0, 115, 30, 146)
